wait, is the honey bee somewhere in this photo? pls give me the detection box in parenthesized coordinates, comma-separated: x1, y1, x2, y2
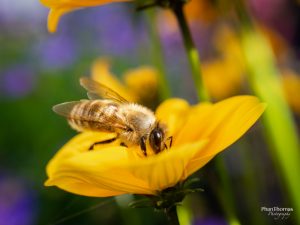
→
(53, 77, 172, 156)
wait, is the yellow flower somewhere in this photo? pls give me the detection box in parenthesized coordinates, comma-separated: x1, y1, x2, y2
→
(281, 69, 300, 115)
(202, 26, 245, 100)
(45, 96, 265, 196)
(157, 0, 217, 37)
(202, 59, 244, 100)
(202, 25, 288, 100)
(40, 0, 131, 33)
(184, 0, 217, 23)
(91, 58, 159, 107)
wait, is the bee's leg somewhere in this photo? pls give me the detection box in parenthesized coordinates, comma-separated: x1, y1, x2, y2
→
(140, 136, 147, 156)
(163, 143, 168, 150)
(120, 142, 128, 148)
(167, 136, 173, 148)
(89, 137, 117, 150)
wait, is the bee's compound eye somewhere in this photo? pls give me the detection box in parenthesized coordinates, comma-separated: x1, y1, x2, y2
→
(149, 128, 163, 153)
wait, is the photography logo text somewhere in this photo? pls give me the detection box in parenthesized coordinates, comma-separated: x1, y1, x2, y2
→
(261, 206, 293, 219)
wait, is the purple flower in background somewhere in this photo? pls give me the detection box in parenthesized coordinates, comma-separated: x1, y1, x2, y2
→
(0, 0, 45, 21)
(96, 5, 146, 55)
(157, 16, 215, 100)
(0, 175, 37, 225)
(0, 67, 36, 98)
(0, 0, 47, 32)
(33, 4, 148, 62)
(193, 217, 228, 225)
(249, 0, 298, 42)
(69, 4, 147, 56)
(36, 34, 77, 69)
(159, 18, 214, 62)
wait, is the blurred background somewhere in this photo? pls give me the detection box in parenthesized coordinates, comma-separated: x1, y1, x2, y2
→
(0, 0, 299, 224)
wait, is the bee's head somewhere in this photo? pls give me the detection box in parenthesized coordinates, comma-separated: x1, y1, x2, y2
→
(149, 123, 165, 153)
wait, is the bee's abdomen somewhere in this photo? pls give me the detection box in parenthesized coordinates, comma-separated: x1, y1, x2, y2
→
(68, 100, 118, 132)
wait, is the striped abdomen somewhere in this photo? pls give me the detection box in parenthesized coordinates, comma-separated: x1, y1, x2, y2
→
(68, 100, 121, 132)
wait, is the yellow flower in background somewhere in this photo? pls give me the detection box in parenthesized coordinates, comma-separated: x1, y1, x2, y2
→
(91, 58, 159, 107)
(282, 69, 300, 115)
(202, 59, 244, 100)
(259, 25, 289, 61)
(41, 0, 217, 33)
(184, 0, 217, 23)
(40, 0, 131, 32)
(157, 0, 217, 35)
(202, 25, 291, 101)
(45, 96, 265, 197)
(202, 26, 245, 100)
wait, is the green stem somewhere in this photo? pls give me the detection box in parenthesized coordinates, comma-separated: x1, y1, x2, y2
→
(146, 9, 172, 100)
(172, 3, 241, 225)
(177, 200, 192, 225)
(215, 157, 241, 225)
(233, 1, 300, 224)
(241, 27, 300, 225)
(238, 138, 268, 225)
(172, 4, 209, 101)
(165, 206, 180, 225)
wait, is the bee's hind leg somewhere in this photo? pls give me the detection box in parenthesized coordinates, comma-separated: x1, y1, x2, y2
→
(89, 137, 117, 150)
(120, 142, 128, 147)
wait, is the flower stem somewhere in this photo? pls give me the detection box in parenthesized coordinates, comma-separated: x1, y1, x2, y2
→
(233, 1, 300, 224)
(172, 3, 209, 101)
(238, 138, 268, 225)
(172, 3, 240, 225)
(146, 9, 172, 100)
(165, 206, 180, 225)
(215, 157, 241, 225)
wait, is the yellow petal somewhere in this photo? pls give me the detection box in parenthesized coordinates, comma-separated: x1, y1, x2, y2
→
(45, 176, 125, 197)
(41, 0, 130, 7)
(46, 131, 116, 176)
(185, 155, 215, 179)
(178, 96, 265, 158)
(127, 140, 208, 191)
(46, 132, 154, 196)
(123, 67, 158, 103)
(47, 149, 154, 195)
(47, 8, 75, 33)
(282, 69, 300, 115)
(197, 96, 265, 156)
(174, 102, 212, 145)
(91, 58, 136, 102)
(202, 59, 244, 100)
(180, 96, 265, 176)
(155, 98, 190, 137)
(41, 0, 131, 32)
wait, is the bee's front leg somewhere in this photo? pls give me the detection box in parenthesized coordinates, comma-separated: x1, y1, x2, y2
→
(89, 137, 117, 150)
(140, 136, 147, 156)
(162, 136, 173, 151)
(167, 136, 173, 148)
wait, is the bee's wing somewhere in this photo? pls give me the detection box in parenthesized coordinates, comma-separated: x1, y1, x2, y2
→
(53, 100, 129, 132)
(80, 77, 129, 104)
(52, 101, 81, 118)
